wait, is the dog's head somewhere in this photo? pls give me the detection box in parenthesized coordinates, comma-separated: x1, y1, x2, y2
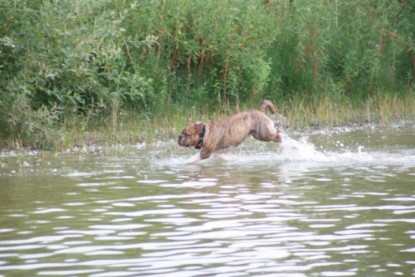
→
(177, 122, 205, 148)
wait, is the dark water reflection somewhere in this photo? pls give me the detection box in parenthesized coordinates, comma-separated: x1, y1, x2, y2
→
(0, 126, 414, 276)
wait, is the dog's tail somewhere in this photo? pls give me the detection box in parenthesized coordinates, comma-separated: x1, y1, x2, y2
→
(258, 99, 277, 114)
(259, 99, 286, 130)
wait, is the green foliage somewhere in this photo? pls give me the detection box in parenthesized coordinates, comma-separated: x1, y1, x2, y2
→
(0, 0, 414, 149)
(266, 0, 415, 99)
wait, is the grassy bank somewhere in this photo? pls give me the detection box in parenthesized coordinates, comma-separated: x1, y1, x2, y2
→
(285, 90, 415, 128)
(2, 91, 413, 152)
(63, 91, 415, 150)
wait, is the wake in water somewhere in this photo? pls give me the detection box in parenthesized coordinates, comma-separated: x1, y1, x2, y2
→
(278, 133, 329, 162)
(156, 126, 415, 169)
(282, 133, 378, 163)
(163, 132, 373, 166)
(163, 121, 415, 167)
(270, 113, 332, 162)
(212, 133, 373, 165)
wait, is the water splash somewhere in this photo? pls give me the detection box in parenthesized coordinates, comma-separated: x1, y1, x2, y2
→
(279, 134, 329, 162)
(270, 112, 287, 131)
(203, 132, 380, 168)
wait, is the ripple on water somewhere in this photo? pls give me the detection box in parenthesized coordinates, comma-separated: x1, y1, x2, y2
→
(1, 127, 415, 276)
(160, 181, 216, 188)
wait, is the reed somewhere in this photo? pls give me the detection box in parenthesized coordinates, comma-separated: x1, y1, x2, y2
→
(280, 90, 415, 130)
(372, 91, 415, 124)
(2, 90, 413, 152)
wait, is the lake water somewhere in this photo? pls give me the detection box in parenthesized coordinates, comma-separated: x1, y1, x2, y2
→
(0, 124, 414, 277)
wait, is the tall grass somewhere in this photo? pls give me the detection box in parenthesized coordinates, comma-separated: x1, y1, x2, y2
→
(284, 91, 415, 129)
(0, 0, 414, 150)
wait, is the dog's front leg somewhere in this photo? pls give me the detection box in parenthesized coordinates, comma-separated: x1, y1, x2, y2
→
(184, 150, 212, 163)
(185, 153, 202, 163)
(200, 148, 213, 160)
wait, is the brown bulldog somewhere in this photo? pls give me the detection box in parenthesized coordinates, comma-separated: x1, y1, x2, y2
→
(177, 100, 282, 160)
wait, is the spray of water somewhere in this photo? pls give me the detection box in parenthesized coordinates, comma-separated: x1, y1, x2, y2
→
(278, 133, 329, 162)
(206, 130, 376, 166)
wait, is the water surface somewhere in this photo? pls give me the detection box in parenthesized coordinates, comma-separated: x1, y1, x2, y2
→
(0, 125, 414, 276)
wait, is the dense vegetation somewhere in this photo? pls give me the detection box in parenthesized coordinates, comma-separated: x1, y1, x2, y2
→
(1, 0, 414, 149)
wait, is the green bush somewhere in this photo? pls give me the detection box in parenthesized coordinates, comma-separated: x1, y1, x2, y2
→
(0, 0, 414, 148)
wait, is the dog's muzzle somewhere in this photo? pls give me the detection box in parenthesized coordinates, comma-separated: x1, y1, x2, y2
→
(177, 135, 184, 146)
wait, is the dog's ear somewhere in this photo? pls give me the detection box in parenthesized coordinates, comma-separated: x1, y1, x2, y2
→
(194, 122, 204, 133)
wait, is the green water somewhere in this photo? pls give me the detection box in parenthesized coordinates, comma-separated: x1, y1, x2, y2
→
(0, 126, 414, 277)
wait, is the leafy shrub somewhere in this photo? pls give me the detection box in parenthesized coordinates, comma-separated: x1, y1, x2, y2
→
(0, 0, 414, 148)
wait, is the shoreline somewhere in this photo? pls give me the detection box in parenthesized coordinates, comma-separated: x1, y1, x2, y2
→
(1, 92, 414, 153)
(1, 114, 413, 156)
